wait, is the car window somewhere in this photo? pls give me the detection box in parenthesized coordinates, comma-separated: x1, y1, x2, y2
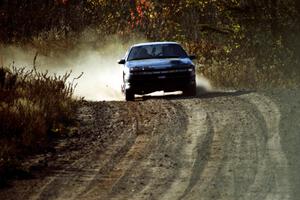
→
(127, 44, 188, 61)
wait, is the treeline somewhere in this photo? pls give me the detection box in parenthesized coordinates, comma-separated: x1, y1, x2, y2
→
(0, 0, 299, 87)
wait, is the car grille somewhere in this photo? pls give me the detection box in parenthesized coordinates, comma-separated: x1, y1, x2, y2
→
(131, 68, 192, 75)
(130, 71, 191, 81)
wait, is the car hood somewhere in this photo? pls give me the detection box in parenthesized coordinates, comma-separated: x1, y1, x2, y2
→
(126, 58, 194, 70)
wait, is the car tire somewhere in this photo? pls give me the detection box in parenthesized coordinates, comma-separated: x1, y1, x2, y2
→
(183, 84, 196, 97)
(125, 89, 134, 101)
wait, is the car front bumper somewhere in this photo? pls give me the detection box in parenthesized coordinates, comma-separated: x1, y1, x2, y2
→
(125, 72, 196, 94)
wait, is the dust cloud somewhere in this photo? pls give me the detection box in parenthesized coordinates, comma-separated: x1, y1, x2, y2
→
(0, 36, 146, 101)
(196, 75, 212, 93)
(0, 36, 213, 100)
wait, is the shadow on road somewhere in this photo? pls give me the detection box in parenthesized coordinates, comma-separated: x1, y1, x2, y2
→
(196, 90, 253, 99)
(139, 88, 253, 101)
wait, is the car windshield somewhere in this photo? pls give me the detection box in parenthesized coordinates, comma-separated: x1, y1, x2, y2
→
(127, 44, 188, 61)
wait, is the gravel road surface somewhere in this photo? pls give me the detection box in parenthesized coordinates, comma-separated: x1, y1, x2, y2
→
(1, 89, 299, 200)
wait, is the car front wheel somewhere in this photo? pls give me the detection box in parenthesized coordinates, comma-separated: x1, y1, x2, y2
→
(125, 89, 135, 101)
(183, 84, 196, 97)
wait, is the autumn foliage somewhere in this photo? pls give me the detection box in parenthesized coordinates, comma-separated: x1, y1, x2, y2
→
(0, 0, 300, 88)
(0, 0, 299, 186)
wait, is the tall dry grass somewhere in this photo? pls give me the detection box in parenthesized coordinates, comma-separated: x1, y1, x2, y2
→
(185, 41, 299, 90)
(0, 62, 79, 186)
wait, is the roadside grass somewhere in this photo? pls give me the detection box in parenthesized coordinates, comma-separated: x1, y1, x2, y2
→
(184, 42, 299, 90)
(199, 59, 298, 90)
(0, 63, 79, 186)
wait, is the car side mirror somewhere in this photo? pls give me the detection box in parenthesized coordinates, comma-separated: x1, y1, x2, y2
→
(118, 59, 126, 64)
(189, 55, 196, 60)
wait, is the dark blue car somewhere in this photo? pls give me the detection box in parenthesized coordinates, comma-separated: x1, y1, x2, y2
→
(118, 42, 196, 101)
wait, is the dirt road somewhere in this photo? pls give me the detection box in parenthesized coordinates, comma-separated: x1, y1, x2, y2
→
(1, 90, 299, 200)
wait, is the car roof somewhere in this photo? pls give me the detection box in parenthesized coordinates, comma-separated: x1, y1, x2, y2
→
(131, 41, 180, 48)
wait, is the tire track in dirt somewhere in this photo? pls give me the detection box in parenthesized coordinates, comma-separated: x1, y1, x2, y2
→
(175, 93, 290, 200)
(161, 103, 214, 200)
(240, 93, 290, 200)
(159, 92, 290, 200)
(106, 101, 188, 200)
(204, 96, 272, 200)
(0, 91, 293, 200)
(30, 103, 139, 200)
(166, 98, 234, 200)
(73, 100, 188, 200)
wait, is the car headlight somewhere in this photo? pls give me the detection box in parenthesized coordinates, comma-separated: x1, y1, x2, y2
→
(130, 67, 140, 72)
(188, 67, 195, 75)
